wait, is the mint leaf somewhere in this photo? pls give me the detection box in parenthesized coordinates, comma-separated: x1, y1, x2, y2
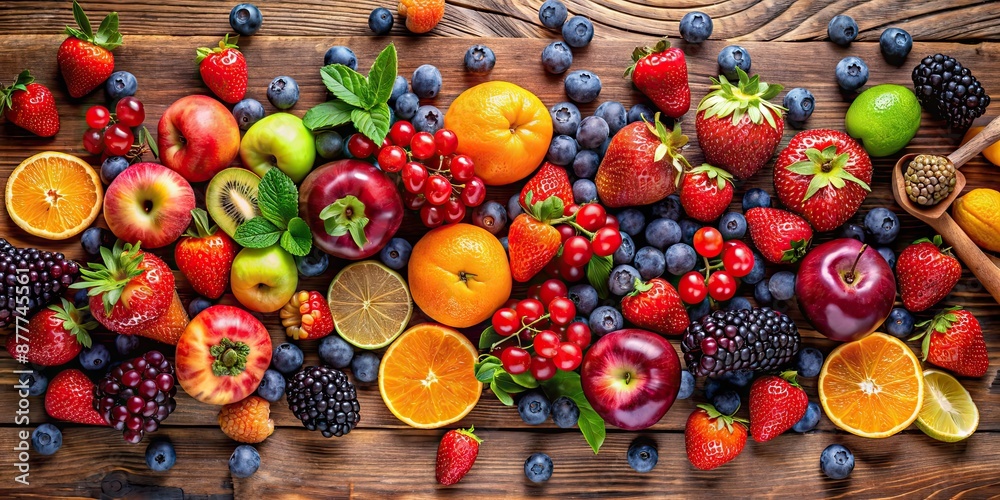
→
(586, 254, 614, 299)
(321, 64, 368, 108)
(365, 44, 397, 108)
(257, 168, 298, 229)
(352, 103, 392, 144)
(280, 217, 313, 256)
(542, 371, 606, 454)
(234, 217, 281, 248)
(303, 100, 356, 131)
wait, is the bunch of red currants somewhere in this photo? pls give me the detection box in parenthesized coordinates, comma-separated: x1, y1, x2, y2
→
(546, 202, 622, 282)
(82, 97, 151, 158)
(678, 227, 756, 304)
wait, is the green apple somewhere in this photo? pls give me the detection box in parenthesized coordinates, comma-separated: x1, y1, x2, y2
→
(231, 246, 299, 313)
(240, 113, 317, 183)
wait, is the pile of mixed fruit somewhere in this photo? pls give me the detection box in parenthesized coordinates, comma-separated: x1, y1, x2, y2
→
(2, 0, 998, 485)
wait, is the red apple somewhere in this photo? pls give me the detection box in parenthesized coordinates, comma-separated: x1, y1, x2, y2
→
(104, 162, 195, 248)
(796, 238, 896, 342)
(581, 329, 681, 430)
(158, 95, 241, 182)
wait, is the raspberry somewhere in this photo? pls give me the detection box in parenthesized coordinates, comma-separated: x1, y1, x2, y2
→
(218, 396, 275, 444)
(279, 291, 335, 340)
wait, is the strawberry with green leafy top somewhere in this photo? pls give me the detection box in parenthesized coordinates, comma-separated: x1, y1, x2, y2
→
(175, 208, 238, 299)
(596, 113, 691, 208)
(896, 235, 961, 312)
(5, 299, 96, 366)
(436, 427, 482, 485)
(196, 34, 248, 104)
(745, 207, 813, 264)
(620, 278, 689, 336)
(57, 0, 122, 98)
(911, 306, 988, 378)
(508, 192, 564, 282)
(45, 369, 109, 426)
(519, 162, 573, 210)
(685, 404, 747, 470)
(0, 70, 60, 137)
(625, 38, 690, 119)
(749, 371, 808, 442)
(679, 164, 734, 222)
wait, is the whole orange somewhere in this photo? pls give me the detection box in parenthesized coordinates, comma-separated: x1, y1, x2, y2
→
(444, 81, 553, 185)
(408, 223, 512, 328)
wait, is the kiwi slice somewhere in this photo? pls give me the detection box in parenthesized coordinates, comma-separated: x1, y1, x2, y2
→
(207, 168, 262, 237)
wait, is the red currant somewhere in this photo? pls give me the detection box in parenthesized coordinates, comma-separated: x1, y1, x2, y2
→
(85, 105, 110, 129)
(527, 285, 542, 301)
(449, 155, 475, 182)
(555, 224, 575, 243)
(424, 175, 452, 205)
(576, 203, 607, 232)
(347, 133, 377, 158)
(544, 260, 560, 279)
(443, 198, 466, 224)
(547, 297, 576, 326)
(404, 192, 427, 210)
(530, 355, 557, 381)
(553, 342, 583, 371)
(707, 270, 737, 301)
(533, 330, 561, 358)
(516, 298, 545, 324)
(402, 162, 429, 193)
(103, 124, 134, 156)
(115, 97, 145, 127)
(434, 129, 459, 156)
(82, 128, 105, 154)
(722, 242, 755, 278)
(460, 177, 486, 207)
(381, 137, 393, 150)
(566, 322, 592, 348)
(693, 227, 724, 258)
(501, 346, 531, 375)
(377, 145, 407, 173)
(679, 271, 708, 304)
(563, 203, 579, 217)
(537, 280, 566, 306)
(556, 260, 585, 283)
(561, 235, 593, 267)
(419, 205, 444, 228)
(389, 120, 416, 146)
(410, 132, 436, 159)
(492, 307, 520, 335)
(605, 214, 619, 229)
(592, 226, 622, 257)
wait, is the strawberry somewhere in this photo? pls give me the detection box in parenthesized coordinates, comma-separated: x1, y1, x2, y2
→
(773, 129, 872, 232)
(748, 371, 808, 443)
(5, 298, 96, 366)
(695, 68, 784, 180)
(679, 164, 734, 222)
(896, 235, 962, 312)
(685, 404, 748, 471)
(196, 34, 248, 104)
(44, 369, 109, 426)
(0, 70, 60, 137)
(621, 278, 690, 336)
(57, 1, 122, 98)
(508, 193, 564, 283)
(435, 426, 482, 485)
(519, 162, 573, 210)
(174, 208, 237, 299)
(624, 38, 690, 119)
(911, 306, 988, 378)
(745, 207, 813, 264)
(280, 290, 335, 340)
(595, 113, 690, 208)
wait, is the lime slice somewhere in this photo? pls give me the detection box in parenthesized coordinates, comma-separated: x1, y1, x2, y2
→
(915, 369, 979, 442)
(328, 261, 413, 349)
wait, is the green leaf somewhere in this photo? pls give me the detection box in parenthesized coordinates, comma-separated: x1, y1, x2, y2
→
(511, 371, 539, 389)
(365, 44, 397, 108)
(478, 325, 503, 350)
(494, 372, 529, 395)
(803, 174, 829, 201)
(541, 371, 606, 454)
(475, 361, 501, 383)
(233, 217, 282, 248)
(586, 254, 614, 299)
(303, 101, 357, 131)
(320, 64, 369, 108)
(257, 168, 299, 229)
(352, 103, 392, 144)
(71, 0, 92, 38)
(490, 380, 514, 406)
(280, 217, 313, 256)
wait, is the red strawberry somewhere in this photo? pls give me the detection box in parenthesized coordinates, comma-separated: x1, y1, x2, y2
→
(174, 208, 238, 299)
(773, 129, 872, 232)
(695, 68, 784, 180)
(685, 404, 748, 471)
(57, 1, 121, 98)
(196, 34, 248, 104)
(435, 426, 482, 485)
(596, 113, 690, 208)
(625, 38, 690, 119)
(621, 278, 690, 336)
(508, 193, 564, 282)
(749, 371, 808, 443)
(0, 70, 60, 137)
(44, 369, 109, 426)
(679, 164, 734, 222)
(519, 162, 573, 210)
(745, 207, 813, 264)
(911, 306, 988, 378)
(280, 290, 335, 340)
(5, 299, 95, 366)
(896, 235, 962, 312)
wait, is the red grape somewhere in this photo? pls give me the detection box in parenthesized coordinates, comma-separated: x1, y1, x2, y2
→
(563, 203, 579, 216)
(707, 270, 737, 301)
(377, 145, 407, 173)
(555, 224, 575, 243)
(539, 279, 568, 306)
(419, 205, 444, 228)
(82, 128, 105, 154)
(561, 235, 592, 267)
(501, 346, 531, 375)
(547, 297, 576, 326)
(402, 162, 429, 193)
(85, 105, 110, 129)
(530, 355, 556, 381)
(449, 155, 475, 182)
(115, 97, 145, 127)
(679, 271, 708, 304)
(693, 227, 724, 258)
(556, 260, 585, 283)
(576, 203, 607, 232)
(492, 307, 520, 335)
(553, 342, 583, 371)
(103, 124, 133, 156)
(434, 129, 458, 156)
(347, 133, 377, 158)
(526, 285, 542, 301)
(592, 226, 622, 257)
(443, 198, 466, 224)
(533, 330, 561, 358)
(459, 177, 486, 207)
(410, 132, 436, 159)
(566, 322, 592, 348)
(389, 121, 415, 146)
(424, 175, 452, 205)
(404, 192, 427, 210)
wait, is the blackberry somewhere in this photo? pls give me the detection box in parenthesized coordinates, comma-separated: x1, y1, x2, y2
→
(0, 239, 80, 329)
(681, 308, 800, 378)
(912, 54, 990, 131)
(286, 366, 360, 437)
(94, 351, 177, 444)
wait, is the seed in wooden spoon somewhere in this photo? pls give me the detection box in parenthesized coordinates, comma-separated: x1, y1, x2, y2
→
(904, 154, 956, 206)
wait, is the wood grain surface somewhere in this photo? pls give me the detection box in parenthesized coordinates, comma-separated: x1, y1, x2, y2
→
(1, 1, 1000, 498)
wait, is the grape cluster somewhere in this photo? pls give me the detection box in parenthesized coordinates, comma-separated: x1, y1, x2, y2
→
(548, 202, 622, 282)
(93, 350, 177, 444)
(678, 228, 756, 304)
(0, 239, 80, 329)
(82, 97, 153, 160)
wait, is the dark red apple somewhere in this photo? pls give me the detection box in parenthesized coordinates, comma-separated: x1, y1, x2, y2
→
(796, 238, 896, 342)
(581, 329, 681, 431)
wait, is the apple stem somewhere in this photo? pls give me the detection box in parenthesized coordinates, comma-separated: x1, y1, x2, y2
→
(845, 244, 868, 285)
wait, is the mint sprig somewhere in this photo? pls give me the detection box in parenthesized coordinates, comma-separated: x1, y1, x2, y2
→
(233, 168, 313, 256)
(304, 44, 397, 144)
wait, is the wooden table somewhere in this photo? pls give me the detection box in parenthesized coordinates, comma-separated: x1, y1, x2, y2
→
(1, 1, 999, 498)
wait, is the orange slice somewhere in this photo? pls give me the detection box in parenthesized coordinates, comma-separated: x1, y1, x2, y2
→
(819, 332, 924, 438)
(378, 323, 481, 429)
(5, 152, 103, 240)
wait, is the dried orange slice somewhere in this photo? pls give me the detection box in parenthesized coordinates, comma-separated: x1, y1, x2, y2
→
(378, 323, 481, 429)
(819, 333, 924, 438)
(5, 152, 102, 240)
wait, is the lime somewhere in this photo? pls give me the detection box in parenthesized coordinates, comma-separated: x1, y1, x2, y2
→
(844, 84, 921, 157)
(915, 369, 979, 442)
(327, 261, 413, 350)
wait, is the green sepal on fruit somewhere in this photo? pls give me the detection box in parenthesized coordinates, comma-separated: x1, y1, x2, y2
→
(0, 70, 33, 112)
(778, 370, 802, 388)
(685, 164, 733, 190)
(781, 238, 811, 263)
(783, 145, 871, 201)
(184, 208, 220, 239)
(319, 195, 370, 250)
(47, 298, 98, 349)
(454, 426, 482, 444)
(912, 234, 950, 253)
(523, 190, 565, 224)
(195, 34, 238, 64)
(209, 337, 252, 377)
(910, 305, 963, 362)
(697, 67, 784, 129)
(70, 241, 146, 316)
(642, 112, 691, 181)
(623, 38, 672, 79)
(696, 403, 748, 431)
(65, 0, 122, 51)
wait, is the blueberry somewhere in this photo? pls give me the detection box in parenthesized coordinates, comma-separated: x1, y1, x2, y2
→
(645, 218, 682, 250)
(229, 445, 261, 478)
(256, 369, 285, 402)
(551, 396, 579, 428)
(609, 265, 640, 296)
(573, 179, 598, 204)
(101, 156, 129, 185)
(472, 201, 508, 235)
(783, 87, 815, 127)
(573, 150, 600, 179)
(564, 70, 602, 104)
(827, 14, 858, 46)
(616, 209, 646, 237)
(677, 370, 695, 399)
(318, 336, 355, 369)
(568, 284, 599, 316)
(233, 98, 265, 131)
(796, 347, 824, 378)
(589, 306, 623, 336)
(293, 247, 328, 277)
(81, 226, 111, 256)
(727, 297, 753, 312)
(394, 92, 420, 120)
(389, 75, 409, 105)
(835, 56, 869, 92)
(576, 116, 609, 150)
(864, 207, 899, 244)
(350, 351, 380, 383)
(230, 3, 262, 36)
(541, 41, 574, 75)
(79, 344, 110, 371)
(712, 388, 741, 415)
(105, 70, 137, 101)
(718, 45, 751, 80)
(271, 343, 304, 374)
(32, 424, 62, 456)
(547, 134, 578, 166)
(679, 11, 713, 43)
(653, 194, 683, 221)
(679, 219, 700, 246)
(880, 27, 912, 66)
(19, 369, 47, 396)
(633, 246, 665, 281)
(324, 46, 357, 69)
(876, 246, 896, 270)
(613, 232, 635, 266)
(267, 76, 299, 110)
(627, 439, 658, 473)
(595, 101, 627, 135)
(524, 453, 554, 483)
(188, 297, 212, 318)
(73, 288, 89, 307)
(742, 188, 771, 211)
(837, 223, 866, 243)
(768, 271, 796, 301)
(145, 440, 176, 471)
(718, 212, 747, 240)
(518, 390, 551, 425)
(793, 402, 822, 433)
(820, 444, 855, 480)
(627, 103, 656, 124)
(884, 307, 914, 338)
(599, 137, 611, 158)
(507, 193, 524, 219)
(562, 16, 594, 48)
(754, 278, 773, 304)
(742, 252, 766, 285)
(665, 243, 697, 275)
(499, 236, 509, 252)
(689, 298, 711, 321)
(722, 369, 755, 388)
(704, 377, 726, 400)
(538, 0, 568, 29)
(412, 105, 443, 133)
(379, 237, 412, 270)
(115, 334, 140, 357)
(368, 7, 394, 35)
(412, 64, 442, 99)
(464, 44, 496, 73)
(550, 101, 581, 136)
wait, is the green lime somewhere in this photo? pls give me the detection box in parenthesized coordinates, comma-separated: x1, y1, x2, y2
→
(327, 261, 413, 350)
(844, 84, 921, 157)
(915, 369, 979, 443)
